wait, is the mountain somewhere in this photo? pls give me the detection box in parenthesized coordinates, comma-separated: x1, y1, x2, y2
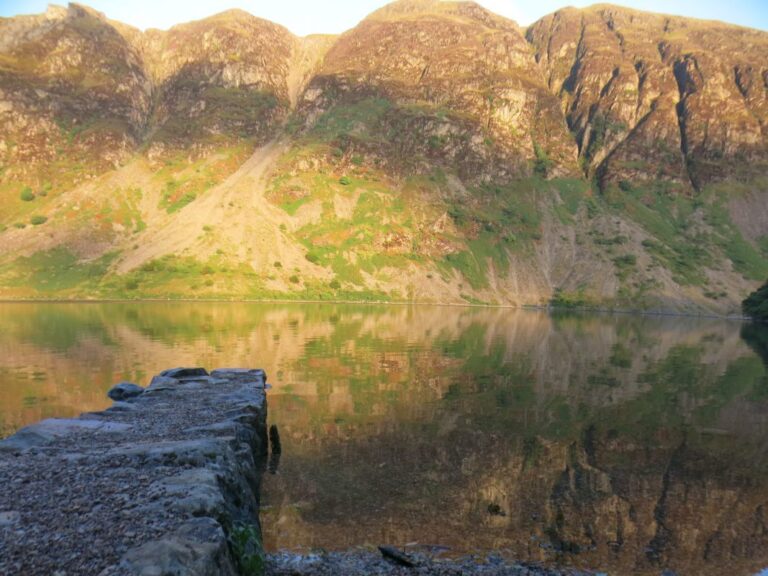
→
(0, 1, 767, 312)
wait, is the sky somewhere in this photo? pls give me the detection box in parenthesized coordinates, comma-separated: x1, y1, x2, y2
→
(1, 0, 766, 35)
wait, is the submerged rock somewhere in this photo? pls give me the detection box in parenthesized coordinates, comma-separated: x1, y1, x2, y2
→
(266, 550, 591, 575)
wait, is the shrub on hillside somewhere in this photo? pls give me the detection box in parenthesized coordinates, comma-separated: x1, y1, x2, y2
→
(743, 281, 768, 322)
(20, 188, 35, 202)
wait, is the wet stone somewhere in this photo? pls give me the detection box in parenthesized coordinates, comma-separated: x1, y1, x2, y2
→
(107, 382, 145, 401)
(0, 511, 20, 526)
(160, 367, 209, 379)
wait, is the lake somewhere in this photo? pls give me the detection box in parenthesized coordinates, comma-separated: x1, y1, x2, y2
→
(1, 301, 767, 575)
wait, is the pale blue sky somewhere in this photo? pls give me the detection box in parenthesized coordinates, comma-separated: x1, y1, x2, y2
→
(1, 0, 766, 35)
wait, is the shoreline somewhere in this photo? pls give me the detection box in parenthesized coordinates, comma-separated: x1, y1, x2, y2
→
(0, 296, 752, 322)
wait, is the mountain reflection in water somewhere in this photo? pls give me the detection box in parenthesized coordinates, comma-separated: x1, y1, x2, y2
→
(0, 302, 767, 575)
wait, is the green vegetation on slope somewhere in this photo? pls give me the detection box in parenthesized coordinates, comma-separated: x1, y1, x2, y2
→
(0, 248, 117, 295)
(605, 180, 768, 287)
(2, 95, 767, 309)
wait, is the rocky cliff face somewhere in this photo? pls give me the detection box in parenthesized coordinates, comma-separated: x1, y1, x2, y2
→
(0, 1, 767, 312)
(0, 4, 296, 178)
(136, 11, 295, 154)
(526, 4, 768, 190)
(0, 4, 151, 183)
(299, 0, 578, 183)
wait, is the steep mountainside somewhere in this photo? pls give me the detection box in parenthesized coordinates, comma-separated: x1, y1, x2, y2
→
(0, 4, 151, 183)
(136, 10, 296, 153)
(0, 1, 767, 312)
(299, 0, 578, 182)
(527, 5, 768, 189)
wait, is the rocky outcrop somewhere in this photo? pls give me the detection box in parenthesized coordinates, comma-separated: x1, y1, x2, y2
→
(743, 279, 768, 321)
(0, 367, 269, 575)
(5, 1, 765, 188)
(298, 0, 578, 183)
(136, 11, 296, 153)
(0, 4, 152, 182)
(0, 3, 297, 181)
(526, 5, 768, 190)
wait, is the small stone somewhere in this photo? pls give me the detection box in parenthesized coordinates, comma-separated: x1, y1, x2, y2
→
(0, 511, 20, 526)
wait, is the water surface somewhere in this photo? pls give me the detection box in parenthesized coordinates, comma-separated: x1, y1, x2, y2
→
(1, 302, 767, 575)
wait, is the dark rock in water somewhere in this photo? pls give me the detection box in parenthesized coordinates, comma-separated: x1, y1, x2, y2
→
(160, 367, 209, 379)
(107, 382, 145, 401)
(267, 549, 592, 575)
(268, 448, 281, 475)
(269, 424, 282, 454)
(487, 503, 506, 517)
(268, 424, 282, 474)
(378, 545, 416, 567)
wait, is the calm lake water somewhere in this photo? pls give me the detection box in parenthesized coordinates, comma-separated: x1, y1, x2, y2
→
(1, 302, 768, 575)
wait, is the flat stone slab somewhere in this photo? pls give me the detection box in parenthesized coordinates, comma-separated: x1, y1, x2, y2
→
(0, 367, 268, 576)
(0, 418, 133, 452)
(160, 367, 210, 379)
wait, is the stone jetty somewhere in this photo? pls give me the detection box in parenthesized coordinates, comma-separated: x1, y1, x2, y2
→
(0, 367, 269, 575)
